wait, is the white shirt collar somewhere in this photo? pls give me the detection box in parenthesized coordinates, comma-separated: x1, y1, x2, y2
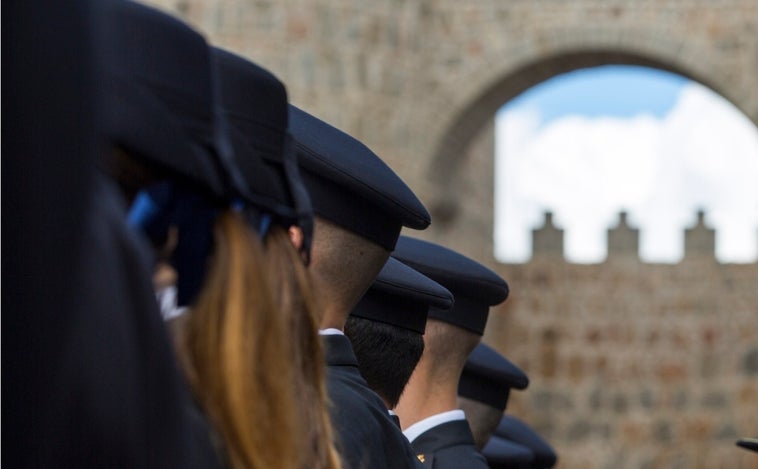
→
(156, 285, 187, 321)
(318, 328, 344, 336)
(403, 409, 466, 443)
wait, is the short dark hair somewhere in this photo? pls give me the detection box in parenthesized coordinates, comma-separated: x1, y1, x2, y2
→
(345, 316, 424, 408)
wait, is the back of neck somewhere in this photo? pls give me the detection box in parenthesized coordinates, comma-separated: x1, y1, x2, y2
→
(395, 361, 460, 429)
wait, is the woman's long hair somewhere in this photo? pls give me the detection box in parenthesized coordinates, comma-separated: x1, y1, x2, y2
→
(181, 211, 298, 469)
(262, 226, 342, 469)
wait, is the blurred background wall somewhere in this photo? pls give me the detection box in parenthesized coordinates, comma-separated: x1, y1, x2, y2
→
(144, 1, 758, 467)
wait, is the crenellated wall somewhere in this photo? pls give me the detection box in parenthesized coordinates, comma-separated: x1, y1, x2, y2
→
(527, 209, 727, 263)
(143, 0, 758, 264)
(137, 2, 758, 467)
(485, 211, 758, 469)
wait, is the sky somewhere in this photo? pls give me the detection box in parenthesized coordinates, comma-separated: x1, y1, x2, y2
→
(494, 65, 758, 264)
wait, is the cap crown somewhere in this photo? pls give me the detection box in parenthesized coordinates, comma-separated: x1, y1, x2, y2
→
(393, 236, 509, 334)
(458, 343, 528, 410)
(495, 415, 558, 468)
(100, 1, 240, 200)
(289, 106, 430, 250)
(351, 257, 452, 334)
(213, 48, 313, 245)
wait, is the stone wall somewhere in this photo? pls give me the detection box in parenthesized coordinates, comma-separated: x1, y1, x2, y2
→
(484, 214, 758, 468)
(143, 0, 758, 260)
(137, 2, 758, 467)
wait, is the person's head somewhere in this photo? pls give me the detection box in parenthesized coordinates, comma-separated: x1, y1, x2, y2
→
(421, 319, 482, 384)
(345, 257, 453, 408)
(288, 105, 431, 326)
(457, 343, 529, 449)
(208, 50, 343, 469)
(392, 237, 510, 411)
(345, 318, 423, 408)
(99, 6, 308, 468)
(212, 47, 314, 263)
(100, 0, 249, 308)
(309, 216, 391, 322)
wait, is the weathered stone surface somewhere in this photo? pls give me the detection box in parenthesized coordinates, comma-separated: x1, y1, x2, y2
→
(136, 2, 758, 467)
(743, 347, 758, 376)
(145, 0, 758, 267)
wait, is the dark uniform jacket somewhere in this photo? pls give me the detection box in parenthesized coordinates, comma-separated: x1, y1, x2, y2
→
(4, 1, 220, 464)
(410, 420, 489, 469)
(322, 334, 424, 469)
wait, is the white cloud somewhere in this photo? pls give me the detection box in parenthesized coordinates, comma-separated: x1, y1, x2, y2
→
(495, 82, 758, 263)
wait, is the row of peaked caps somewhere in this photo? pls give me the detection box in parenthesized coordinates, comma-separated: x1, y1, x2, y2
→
(6, 0, 751, 467)
(107, 0, 741, 462)
(101, 2, 558, 465)
(357, 236, 557, 467)
(6, 0, 529, 466)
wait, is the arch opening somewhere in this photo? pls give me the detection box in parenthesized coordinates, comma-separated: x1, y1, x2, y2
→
(425, 50, 758, 265)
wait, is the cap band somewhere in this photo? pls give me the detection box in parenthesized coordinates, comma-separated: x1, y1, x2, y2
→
(301, 169, 401, 250)
(458, 373, 511, 410)
(428, 294, 490, 335)
(352, 289, 428, 334)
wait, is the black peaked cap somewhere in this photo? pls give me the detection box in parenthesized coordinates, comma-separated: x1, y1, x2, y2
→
(392, 236, 509, 335)
(495, 415, 558, 468)
(736, 437, 758, 453)
(459, 343, 529, 410)
(289, 105, 430, 250)
(482, 435, 535, 468)
(100, 1, 244, 201)
(351, 257, 453, 334)
(213, 49, 314, 258)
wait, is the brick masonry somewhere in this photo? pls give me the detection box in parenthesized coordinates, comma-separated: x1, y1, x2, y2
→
(140, 1, 758, 467)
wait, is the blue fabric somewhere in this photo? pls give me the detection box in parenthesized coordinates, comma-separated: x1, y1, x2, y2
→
(128, 182, 217, 306)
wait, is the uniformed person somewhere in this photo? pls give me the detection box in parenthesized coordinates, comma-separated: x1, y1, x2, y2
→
(458, 343, 529, 449)
(392, 236, 510, 468)
(4, 1, 132, 465)
(6, 0, 223, 466)
(101, 0, 248, 300)
(289, 105, 430, 469)
(494, 416, 558, 468)
(211, 48, 341, 469)
(346, 256, 453, 412)
(100, 2, 303, 467)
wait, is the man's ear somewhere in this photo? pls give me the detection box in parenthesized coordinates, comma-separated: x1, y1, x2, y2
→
(288, 225, 304, 250)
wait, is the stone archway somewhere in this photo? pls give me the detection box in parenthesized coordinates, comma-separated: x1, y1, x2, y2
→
(134, 2, 758, 466)
(143, 0, 757, 266)
(418, 25, 757, 265)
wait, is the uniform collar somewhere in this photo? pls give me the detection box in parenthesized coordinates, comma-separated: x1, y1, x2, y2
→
(403, 409, 466, 443)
